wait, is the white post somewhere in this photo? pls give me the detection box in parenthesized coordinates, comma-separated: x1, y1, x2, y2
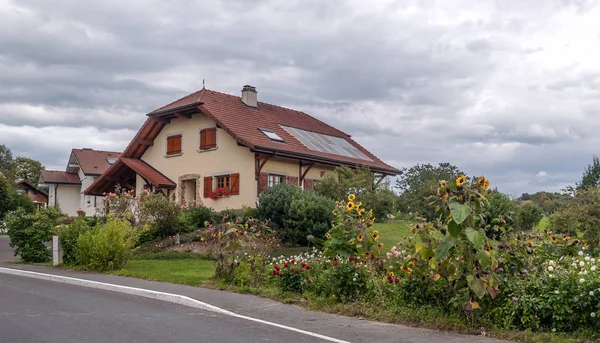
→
(52, 235, 62, 266)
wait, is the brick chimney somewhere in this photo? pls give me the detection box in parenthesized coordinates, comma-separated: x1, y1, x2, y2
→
(241, 85, 257, 108)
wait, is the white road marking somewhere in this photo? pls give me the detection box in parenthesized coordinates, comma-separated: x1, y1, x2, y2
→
(0, 267, 351, 343)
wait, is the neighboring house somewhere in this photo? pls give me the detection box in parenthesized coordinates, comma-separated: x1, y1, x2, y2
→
(39, 149, 121, 216)
(86, 85, 400, 211)
(16, 180, 48, 210)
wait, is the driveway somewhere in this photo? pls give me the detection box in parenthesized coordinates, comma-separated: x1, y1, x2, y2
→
(0, 236, 16, 261)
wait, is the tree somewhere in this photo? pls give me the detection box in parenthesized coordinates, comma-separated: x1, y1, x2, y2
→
(315, 166, 396, 221)
(395, 162, 464, 220)
(551, 187, 600, 250)
(0, 174, 15, 220)
(577, 155, 600, 190)
(14, 157, 44, 186)
(0, 144, 14, 181)
(515, 203, 543, 231)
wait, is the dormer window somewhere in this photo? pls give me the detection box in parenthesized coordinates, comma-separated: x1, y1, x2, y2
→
(107, 158, 117, 165)
(259, 128, 285, 142)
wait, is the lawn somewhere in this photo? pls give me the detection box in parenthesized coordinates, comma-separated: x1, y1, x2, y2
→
(374, 220, 412, 250)
(110, 259, 215, 287)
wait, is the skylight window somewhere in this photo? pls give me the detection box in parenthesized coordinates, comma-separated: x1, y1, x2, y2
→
(259, 129, 285, 142)
(107, 158, 117, 165)
(281, 125, 373, 161)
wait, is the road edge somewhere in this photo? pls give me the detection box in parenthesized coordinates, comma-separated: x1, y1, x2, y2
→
(0, 266, 350, 343)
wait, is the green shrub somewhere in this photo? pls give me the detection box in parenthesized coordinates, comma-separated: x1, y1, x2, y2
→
(58, 218, 92, 265)
(6, 206, 64, 262)
(211, 208, 245, 224)
(257, 184, 303, 230)
(483, 191, 517, 238)
(516, 203, 543, 231)
(179, 206, 213, 232)
(76, 216, 141, 271)
(16, 193, 35, 214)
(284, 191, 335, 245)
(139, 192, 181, 238)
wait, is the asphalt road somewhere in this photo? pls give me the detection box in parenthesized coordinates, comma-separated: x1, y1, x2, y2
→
(0, 236, 16, 261)
(0, 273, 328, 343)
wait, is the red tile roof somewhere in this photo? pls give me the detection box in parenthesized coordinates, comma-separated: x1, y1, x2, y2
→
(151, 88, 399, 174)
(39, 170, 81, 185)
(72, 149, 121, 175)
(85, 87, 400, 195)
(120, 158, 176, 189)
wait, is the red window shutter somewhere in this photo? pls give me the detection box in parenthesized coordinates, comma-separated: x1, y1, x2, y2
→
(259, 173, 268, 193)
(230, 173, 240, 195)
(206, 128, 217, 149)
(304, 179, 314, 190)
(200, 129, 207, 150)
(203, 176, 213, 198)
(287, 176, 298, 186)
(167, 135, 182, 155)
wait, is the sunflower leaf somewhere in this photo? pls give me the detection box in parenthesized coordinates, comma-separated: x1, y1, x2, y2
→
(449, 202, 471, 225)
(448, 220, 461, 237)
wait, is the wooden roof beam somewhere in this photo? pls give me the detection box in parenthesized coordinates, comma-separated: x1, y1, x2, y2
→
(174, 112, 192, 119)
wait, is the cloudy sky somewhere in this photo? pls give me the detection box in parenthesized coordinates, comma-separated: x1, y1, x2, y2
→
(1, 0, 599, 195)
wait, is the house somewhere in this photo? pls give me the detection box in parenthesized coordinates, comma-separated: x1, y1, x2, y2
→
(39, 149, 121, 216)
(85, 85, 400, 210)
(15, 180, 48, 210)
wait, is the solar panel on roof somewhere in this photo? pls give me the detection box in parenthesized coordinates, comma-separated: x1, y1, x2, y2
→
(281, 125, 372, 161)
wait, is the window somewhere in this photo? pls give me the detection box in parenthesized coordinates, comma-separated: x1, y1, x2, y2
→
(204, 173, 240, 198)
(199, 128, 217, 150)
(107, 158, 117, 165)
(166, 134, 182, 156)
(216, 175, 230, 189)
(259, 128, 285, 142)
(268, 174, 286, 187)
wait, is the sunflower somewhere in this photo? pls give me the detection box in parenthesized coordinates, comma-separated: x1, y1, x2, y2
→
(410, 226, 415, 234)
(358, 209, 366, 217)
(443, 193, 449, 200)
(389, 271, 395, 277)
(456, 175, 467, 187)
(348, 194, 356, 201)
(346, 201, 355, 211)
(563, 236, 570, 242)
(368, 209, 373, 218)
(482, 179, 490, 191)
(325, 232, 331, 239)
(477, 176, 486, 186)
(439, 180, 447, 187)
(356, 202, 363, 209)
(357, 234, 364, 242)
(372, 230, 379, 241)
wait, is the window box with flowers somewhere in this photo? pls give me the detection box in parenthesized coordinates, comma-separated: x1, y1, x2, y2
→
(204, 173, 240, 200)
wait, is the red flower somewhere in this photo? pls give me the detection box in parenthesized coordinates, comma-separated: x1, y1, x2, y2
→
(304, 265, 310, 270)
(291, 259, 296, 264)
(333, 261, 338, 267)
(271, 270, 278, 276)
(306, 279, 311, 284)
(301, 262, 306, 267)
(294, 269, 300, 274)
(284, 263, 289, 268)
(274, 265, 280, 271)
(394, 278, 400, 284)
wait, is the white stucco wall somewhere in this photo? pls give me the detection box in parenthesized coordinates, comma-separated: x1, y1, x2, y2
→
(140, 113, 338, 211)
(78, 170, 103, 216)
(141, 114, 256, 211)
(54, 185, 81, 216)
